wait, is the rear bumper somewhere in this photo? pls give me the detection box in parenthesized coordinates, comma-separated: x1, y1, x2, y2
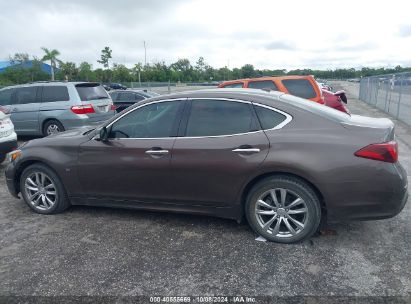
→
(327, 162, 408, 221)
(63, 113, 115, 131)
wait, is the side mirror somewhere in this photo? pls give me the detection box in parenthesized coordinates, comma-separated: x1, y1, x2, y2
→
(98, 126, 109, 142)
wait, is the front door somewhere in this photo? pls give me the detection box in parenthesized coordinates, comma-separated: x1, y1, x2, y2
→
(170, 98, 269, 206)
(77, 99, 185, 202)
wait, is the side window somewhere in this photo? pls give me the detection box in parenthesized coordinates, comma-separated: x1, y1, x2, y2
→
(186, 99, 258, 137)
(109, 92, 118, 101)
(119, 92, 136, 102)
(222, 83, 244, 88)
(248, 80, 278, 91)
(134, 94, 145, 102)
(254, 105, 288, 130)
(282, 79, 316, 99)
(109, 100, 182, 138)
(14, 87, 38, 104)
(42, 86, 69, 103)
(0, 88, 14, 105)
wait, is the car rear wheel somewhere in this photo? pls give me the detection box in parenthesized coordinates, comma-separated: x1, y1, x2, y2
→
(245, 176, 321, 243)
(20, 164, 70, 214)
(43, 120, 65, 136)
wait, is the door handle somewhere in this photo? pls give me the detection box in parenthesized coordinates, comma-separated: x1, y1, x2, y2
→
(12, 108, 18, 112)
(145, 149, 169, 155)
(232, 148, 260, 153)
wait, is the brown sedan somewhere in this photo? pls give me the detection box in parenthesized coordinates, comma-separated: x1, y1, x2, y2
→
(5, 89, 408, 243)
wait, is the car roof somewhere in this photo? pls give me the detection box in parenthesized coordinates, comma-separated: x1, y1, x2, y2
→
(221, 75, 315, 84)
(0, 81, 98, 89)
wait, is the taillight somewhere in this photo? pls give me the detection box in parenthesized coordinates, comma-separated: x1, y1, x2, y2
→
(355, 141, 398, 163)
(71, 104, 95, 114)
(110, 104, 117, 111)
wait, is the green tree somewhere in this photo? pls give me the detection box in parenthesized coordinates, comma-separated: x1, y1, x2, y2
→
(78, 62, 93, 81)
(240, 64, 256, 78)
(59, 62, 78, 81)
(98, 46, 113, 69)
(41, 47, 61, 81)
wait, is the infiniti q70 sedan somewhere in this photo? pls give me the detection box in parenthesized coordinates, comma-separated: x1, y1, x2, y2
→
(5, 89, 408, 243)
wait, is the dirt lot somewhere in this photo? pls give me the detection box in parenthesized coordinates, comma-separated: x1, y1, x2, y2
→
(0, 82, 410, 302)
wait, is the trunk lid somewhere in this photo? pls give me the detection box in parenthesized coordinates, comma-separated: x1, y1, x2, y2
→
(341, 115, 395, 142)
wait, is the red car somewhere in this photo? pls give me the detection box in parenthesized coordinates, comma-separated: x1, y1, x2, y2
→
(322, 90, 349, 114)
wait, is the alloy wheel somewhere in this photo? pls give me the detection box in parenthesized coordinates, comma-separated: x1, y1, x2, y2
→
(254, 188, 309, 238)
(24, 172, 58, 211)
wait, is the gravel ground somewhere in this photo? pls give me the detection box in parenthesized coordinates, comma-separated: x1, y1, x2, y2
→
(0, 81, 410, 302)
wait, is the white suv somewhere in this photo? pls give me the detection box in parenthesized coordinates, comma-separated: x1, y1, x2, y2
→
(0, 109, 17, 163)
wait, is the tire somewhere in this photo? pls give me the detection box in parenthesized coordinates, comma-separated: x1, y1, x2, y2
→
(20, 163, 70, 214)
(245, 175, 321, 243)
(43, 120, 65, 137)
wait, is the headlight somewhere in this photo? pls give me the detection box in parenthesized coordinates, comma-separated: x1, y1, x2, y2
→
(7, 150, 22, 162)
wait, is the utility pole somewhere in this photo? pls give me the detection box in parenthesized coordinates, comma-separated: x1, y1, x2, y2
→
(143, 41, 147, 67)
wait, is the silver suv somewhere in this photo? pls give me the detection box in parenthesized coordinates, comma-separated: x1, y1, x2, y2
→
(0, 82, 115, 136)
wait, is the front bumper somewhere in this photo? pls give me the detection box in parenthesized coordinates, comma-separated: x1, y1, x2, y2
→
(5, 159, 19, 198)
(0, 135, 18, 160)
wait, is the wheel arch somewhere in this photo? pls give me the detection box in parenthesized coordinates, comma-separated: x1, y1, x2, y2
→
(240, 171, 326, 216)
(13, 159, 59, 196)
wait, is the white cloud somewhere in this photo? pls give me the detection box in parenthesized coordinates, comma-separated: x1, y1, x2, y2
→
(0, 0, 410, 70)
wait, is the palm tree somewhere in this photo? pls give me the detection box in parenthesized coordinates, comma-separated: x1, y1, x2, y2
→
(41, 47, 61, 81)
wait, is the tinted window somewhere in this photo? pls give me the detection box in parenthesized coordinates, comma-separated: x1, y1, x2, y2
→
(0, 88, 14, 105)
(282, 79, 316, 99)
(109, 100, 182, 138)
(248, 80, 278, 91)
(14, 87, 38, 104)
(42, 86, 69, 103)
(76, 83, 109, 101)
(109, 92, 118, 101)
(186, 99, 257, 137)
(222, 83, 244, 88)
(118, 92, 137, 102)
(134, 94, 145, 102)
(254, 105, 287, 129)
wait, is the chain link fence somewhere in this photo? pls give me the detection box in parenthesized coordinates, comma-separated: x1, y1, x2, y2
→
(359, 72, 411, 125)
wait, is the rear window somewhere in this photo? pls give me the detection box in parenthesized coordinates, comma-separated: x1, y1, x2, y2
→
(254, 105, 287, 129)
(0, 88, 14, 105)
(76, 83, 109, 101)
(282, 79, 316, 99)
(42, 86, 69, 103)
(248, 80, 278, 91)
(221, 83, 244, 88)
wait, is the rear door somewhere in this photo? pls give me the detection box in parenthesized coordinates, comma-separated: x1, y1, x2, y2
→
(9, 86, 41, 134)
(170, 98, 269, 206)
(75, 83, 115, 122)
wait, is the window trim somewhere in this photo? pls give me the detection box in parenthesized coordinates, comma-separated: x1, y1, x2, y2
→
(178, 98, 292, 139)
(252, 102, 293, 131)
(96, 97, 292, 140)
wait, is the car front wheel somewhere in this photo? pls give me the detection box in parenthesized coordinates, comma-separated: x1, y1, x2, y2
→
(245, 176, 321, 243)
(20, 164, 70, 214)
